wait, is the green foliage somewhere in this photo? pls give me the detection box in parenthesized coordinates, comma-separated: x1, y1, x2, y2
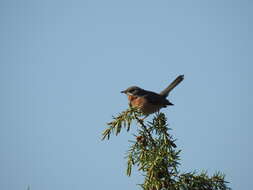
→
(102, 108, 231, 190)
(102, 107, 141, 140)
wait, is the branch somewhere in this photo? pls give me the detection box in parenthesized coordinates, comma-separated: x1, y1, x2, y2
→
(133, 113, 156, 147)
(102, 107, 141, 140)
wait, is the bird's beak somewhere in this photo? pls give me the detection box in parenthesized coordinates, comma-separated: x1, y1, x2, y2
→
(121, 90, 126, 94)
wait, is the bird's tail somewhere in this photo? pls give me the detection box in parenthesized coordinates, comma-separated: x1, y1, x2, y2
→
(160, 75, 184, 97)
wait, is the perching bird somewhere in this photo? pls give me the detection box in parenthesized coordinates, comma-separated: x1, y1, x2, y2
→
(121, 75, 184, 115)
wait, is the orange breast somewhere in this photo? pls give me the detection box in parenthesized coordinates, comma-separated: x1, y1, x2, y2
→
(127, 95, 161, 115)
(128, 95, 145, 107)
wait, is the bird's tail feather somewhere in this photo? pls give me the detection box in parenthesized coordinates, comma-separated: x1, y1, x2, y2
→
(160, 75, 184, 97)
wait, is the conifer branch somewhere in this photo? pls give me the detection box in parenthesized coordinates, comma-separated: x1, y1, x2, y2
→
(102, 109, 231, 190)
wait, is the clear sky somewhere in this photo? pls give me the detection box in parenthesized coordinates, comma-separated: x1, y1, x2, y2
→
(0, 0, 252, 190)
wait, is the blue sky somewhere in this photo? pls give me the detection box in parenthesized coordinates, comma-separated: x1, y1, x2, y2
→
(0, 0, 252, 190)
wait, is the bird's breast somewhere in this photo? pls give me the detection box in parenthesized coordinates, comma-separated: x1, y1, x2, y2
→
(127, 95, 161, 115)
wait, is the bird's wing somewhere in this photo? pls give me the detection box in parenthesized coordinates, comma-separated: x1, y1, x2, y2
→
(143, 92, 172, 106)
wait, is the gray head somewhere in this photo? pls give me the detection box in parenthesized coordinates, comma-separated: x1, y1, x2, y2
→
(121, 86, 146, 96)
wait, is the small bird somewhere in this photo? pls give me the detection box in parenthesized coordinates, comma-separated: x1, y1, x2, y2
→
(121, 75, 184, 115)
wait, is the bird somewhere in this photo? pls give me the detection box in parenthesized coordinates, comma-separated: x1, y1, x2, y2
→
(121, 75, 184, 115)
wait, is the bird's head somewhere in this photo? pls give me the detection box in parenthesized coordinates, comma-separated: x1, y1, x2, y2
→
(121, 86, 145, 96)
